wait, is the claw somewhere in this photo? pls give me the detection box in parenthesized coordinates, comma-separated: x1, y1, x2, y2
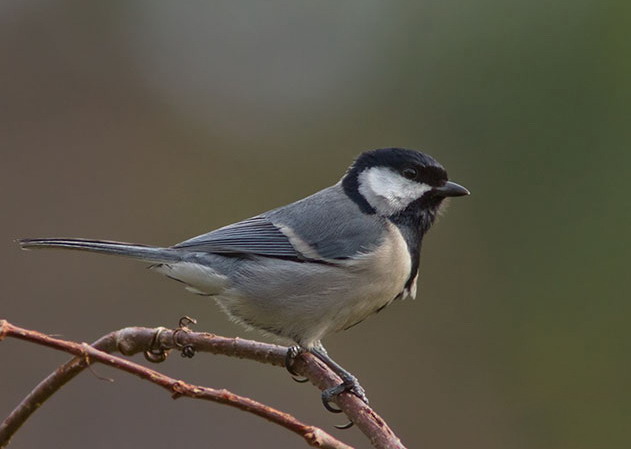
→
(322, 399, 343, 414)
(323, 377, 369, 405)
(321, 382, 361, 429)
(285, 345, 307, 379)
(291, 375, 309, 383)
(306, 344, 369, 428)
(348, 381, 369, 405)
(321, 383, 345, 412)
(334, 421, 354, 430)
(320, 378, 368, 413)
(321, 392, 343, 413)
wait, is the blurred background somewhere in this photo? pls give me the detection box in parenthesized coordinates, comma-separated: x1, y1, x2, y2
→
(1, 1, 629, 448)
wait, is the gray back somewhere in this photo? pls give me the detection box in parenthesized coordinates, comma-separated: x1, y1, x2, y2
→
(265, 184, 386, 259)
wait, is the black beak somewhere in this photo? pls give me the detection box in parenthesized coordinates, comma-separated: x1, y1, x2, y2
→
(435, 181, 470, 197)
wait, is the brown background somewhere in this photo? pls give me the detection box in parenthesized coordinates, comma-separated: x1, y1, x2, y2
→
(1, 2, 629, 448)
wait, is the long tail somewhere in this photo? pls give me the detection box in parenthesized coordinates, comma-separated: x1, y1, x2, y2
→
(18, 238, 183, 263)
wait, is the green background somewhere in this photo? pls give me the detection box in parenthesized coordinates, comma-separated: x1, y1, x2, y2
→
(1, 1, 629, 448)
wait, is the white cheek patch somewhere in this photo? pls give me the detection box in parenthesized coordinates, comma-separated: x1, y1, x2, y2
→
(358, 166, 432, 215)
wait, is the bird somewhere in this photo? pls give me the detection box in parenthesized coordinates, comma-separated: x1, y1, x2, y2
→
(19, 147, 469, 423)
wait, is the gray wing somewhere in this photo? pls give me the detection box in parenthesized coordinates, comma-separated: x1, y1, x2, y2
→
(266, 184, 386, 260)
(173, 184, 385, 261)
(173, 215, 301, 258)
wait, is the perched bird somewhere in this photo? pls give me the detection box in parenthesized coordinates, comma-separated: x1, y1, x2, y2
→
(19, 148, 469, 422)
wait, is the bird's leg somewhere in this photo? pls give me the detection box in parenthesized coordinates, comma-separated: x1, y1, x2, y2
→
(309, 345, 369, 411)
(285, 345, 309, 383)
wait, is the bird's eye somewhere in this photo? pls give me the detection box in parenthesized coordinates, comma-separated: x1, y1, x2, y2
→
(402, 168, 418, 180)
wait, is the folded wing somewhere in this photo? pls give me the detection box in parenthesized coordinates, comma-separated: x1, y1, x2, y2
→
(172, 215, 303, 259)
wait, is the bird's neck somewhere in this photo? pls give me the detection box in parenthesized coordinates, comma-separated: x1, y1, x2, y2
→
(388, 200, 442, 293)
(341, 171, 376, 215)
(389, 197, 441, 235)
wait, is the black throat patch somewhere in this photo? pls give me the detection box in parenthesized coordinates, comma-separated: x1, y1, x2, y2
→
(388, 196, 442, 292)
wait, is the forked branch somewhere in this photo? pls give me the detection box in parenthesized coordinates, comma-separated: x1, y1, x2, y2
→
(0, 320, 406, 449)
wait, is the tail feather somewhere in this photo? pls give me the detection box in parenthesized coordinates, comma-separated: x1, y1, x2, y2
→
(18, 238, 182, 263)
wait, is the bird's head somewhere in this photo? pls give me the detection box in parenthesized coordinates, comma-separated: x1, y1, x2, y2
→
(342, 148, 469, 219)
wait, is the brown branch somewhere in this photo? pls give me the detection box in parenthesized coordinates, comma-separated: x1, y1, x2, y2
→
(0, 320, 351, 449)
(0, 319, 406, 449)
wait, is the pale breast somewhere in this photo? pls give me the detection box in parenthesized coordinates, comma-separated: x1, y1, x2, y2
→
(333, 221, 412, 332)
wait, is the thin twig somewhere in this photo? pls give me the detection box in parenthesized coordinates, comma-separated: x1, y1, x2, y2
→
(0, 320, 351, 449)
(0, 319, 406, 449)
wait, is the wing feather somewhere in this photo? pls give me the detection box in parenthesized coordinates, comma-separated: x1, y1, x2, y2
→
(172, 216, 301, 258)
